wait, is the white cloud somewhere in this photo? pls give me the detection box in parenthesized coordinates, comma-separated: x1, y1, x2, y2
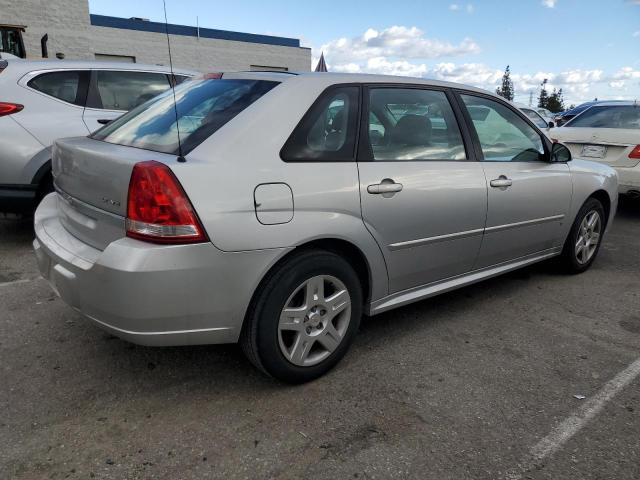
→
(633, 31, 640, 37)
(612, 66, 640, 81)
(318, 26, 480, 67)
(542, 0, 557, 8)
(449, 3, 474, 13)
(315, 27, 639, 105)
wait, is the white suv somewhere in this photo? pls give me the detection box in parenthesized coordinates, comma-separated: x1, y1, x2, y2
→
(0, 58, 195, 213)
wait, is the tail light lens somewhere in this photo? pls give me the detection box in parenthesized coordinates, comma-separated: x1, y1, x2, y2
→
(0, 60, 8, 73)
(126, 161, 207, 244)
(629, 145, 640, 159)
(0, 102, 23, 117)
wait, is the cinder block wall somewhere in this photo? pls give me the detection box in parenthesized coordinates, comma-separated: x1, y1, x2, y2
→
(0, 0, 92, 59)
(0, 0, 311, 71)
(90, 26, 311, 72)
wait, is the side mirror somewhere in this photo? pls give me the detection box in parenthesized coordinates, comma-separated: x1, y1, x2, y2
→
(551, 142, 571, 163)
(548, 121, 555, 128)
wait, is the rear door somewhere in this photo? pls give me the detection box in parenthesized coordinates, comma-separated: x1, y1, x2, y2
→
(82, 70, 172, 132)
(457, 92, 572, 268)
(18, 69, 91, 144)
(357, 85, 487, 293)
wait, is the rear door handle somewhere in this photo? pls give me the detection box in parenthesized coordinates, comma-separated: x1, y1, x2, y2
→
(490, 176, 513, 188)
(97, 119, 113, 125)
(367, 181, 403, 195)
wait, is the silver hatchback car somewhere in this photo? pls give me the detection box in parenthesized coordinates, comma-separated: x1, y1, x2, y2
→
(34, 72, 618, 383)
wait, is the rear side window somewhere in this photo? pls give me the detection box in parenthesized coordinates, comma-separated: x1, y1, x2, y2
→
(88, 71, 171, 111)
(281, 86, 360, 162)
(27, 71, 88, 106)
(566, 106, 640, 129)
(92, 78, 279, 155)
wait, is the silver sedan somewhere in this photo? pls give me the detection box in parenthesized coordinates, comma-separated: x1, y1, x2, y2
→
(34, 72, 618, 383)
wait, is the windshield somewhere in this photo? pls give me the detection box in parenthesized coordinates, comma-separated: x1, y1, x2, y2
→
(565, 105, 640, 129)
(92, 78, 280, 154)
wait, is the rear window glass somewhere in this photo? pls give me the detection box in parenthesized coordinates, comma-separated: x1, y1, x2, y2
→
(90, 70, 171, 111)
(565, 105, 640, 129)
(92, 78, 279, 155)
(28, 71, 86, 106)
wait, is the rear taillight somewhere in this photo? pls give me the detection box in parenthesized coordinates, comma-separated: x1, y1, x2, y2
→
(126, 161, 207, 244)
(0, 102, 23, 117)
(0, 60, 7, 73)
(629, 145, 640, 159)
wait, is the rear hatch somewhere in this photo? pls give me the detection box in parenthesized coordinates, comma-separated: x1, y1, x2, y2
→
(554, 127, 640, 168)
(52, 136, 178, 250)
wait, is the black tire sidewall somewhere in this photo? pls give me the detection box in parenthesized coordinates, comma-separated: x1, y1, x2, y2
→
(563, 198, 606, 273)
(253, 251, 362, 383)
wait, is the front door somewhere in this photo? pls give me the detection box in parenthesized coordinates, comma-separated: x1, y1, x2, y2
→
(358, 86, 487, 293)
(457, 93, 572, 268)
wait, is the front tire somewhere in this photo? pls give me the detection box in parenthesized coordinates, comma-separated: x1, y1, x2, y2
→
(241, 250, 362, 383)
(559, 197, 606, 273)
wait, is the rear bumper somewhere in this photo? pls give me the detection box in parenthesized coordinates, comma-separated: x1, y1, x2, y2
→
(34, 193, 289, 346)
(0, 184, 37, 214)
(615, 165, 640, 195)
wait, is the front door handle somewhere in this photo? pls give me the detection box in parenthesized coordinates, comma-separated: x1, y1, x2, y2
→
(97, 119, 113, 125)
(367, 180, 403, 195)
(490, 175, 513, 188)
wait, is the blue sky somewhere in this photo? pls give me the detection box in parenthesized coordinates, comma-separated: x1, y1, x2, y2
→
(89, 0, 640, 105)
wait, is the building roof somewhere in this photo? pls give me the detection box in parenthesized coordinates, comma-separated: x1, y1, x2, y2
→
(90, 15, 301, 48)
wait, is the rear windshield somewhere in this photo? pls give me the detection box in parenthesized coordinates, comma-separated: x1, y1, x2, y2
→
(92, 78, 279, 154)
(565, 105, 640, 129)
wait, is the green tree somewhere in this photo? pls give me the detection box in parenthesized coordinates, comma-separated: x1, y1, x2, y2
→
(546, 88, 565, 113)
(538, 79, 549, 109)
(495, 65, 514, 101)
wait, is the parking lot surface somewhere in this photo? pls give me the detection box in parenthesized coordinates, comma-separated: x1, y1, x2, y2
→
(1, 198, 639, 480)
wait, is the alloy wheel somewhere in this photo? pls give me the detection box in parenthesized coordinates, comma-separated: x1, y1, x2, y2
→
(575, 210, 602, 265)
(278, 275, 351, 367)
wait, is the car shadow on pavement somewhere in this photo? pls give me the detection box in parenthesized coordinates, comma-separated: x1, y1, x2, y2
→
(7, 194, 639, 392)
(0, 216, 34, 245)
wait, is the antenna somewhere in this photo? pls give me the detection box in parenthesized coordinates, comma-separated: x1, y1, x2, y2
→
(162, 0, 186, 162)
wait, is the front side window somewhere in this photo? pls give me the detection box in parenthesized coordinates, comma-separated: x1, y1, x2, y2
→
(27, 71, 86, 106)
(92, 78, 279, 155)
(367, 88, 466, 161)
(90, 71, 171, 111)
(565, 106, 640, 129)
(281, 86, 359, 162)
(461, 94, 545, 162)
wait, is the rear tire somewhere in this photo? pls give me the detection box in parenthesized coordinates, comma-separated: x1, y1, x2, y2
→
(559, 197, 605, 274)
(240, 250, 362, 384)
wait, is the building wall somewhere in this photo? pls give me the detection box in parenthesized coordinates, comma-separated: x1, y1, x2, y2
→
(0, 0, 310, 71)
(89, 26, 311, 72)
(0, 0, 92, 60)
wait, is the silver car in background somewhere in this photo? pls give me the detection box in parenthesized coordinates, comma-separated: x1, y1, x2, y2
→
(0, 59, 194, 213)
(34, 72, 618, 383)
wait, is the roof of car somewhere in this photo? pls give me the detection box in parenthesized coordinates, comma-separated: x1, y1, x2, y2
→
(4, 58, 197, 76)
(226, 71, 493, 95)
(579, 100, 638, 107)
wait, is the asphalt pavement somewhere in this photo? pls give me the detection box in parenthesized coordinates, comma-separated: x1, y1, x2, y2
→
(1, 197, 639, 480)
